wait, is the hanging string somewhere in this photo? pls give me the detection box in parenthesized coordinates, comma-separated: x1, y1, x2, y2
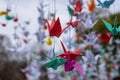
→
(53, 0, 56, 52)
(51, 0, 56, 18)
(6, 0, 12, 12)
(113, 0, 116, 17)
(53, 37, 55, 51)
(47, 0, 51, 20)
(68, 0, 72, 50)
(54, 0, 56, 18)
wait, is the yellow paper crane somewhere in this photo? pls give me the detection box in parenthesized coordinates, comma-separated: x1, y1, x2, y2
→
(46, 37, 52, 45)
(0, 11, 8, 16)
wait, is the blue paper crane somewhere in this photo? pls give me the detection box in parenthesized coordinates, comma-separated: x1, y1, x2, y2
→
(97, 0, 115, 8)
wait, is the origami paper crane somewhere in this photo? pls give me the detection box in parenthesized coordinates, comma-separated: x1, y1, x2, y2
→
(87, 0, 96, 12)
(22, 30, 29, 37)
(76, 12, 87, 22)
(102, 16, 120, 36)
(93, 44, 102, 52)
(58, 41, 84, 75)
(35, 29, 46, 43)
(90, 12, 99, 22)
(37, 0, 48, 26)
(38, 17, 46, 26)
(83, 32, 98, 46)
(97, 0, 115, 8)
(0, 11, 8, 16)
(83, 16, 98, 29)
(13, 17, 18, 22)
(82, 50, 99, 68)
(43, 48, 66, 70)
(68, 0, 83, 16)
(45, 37, 52, 45)
(22, 37, 29, 44)
(13, 33, 20, 39)
(97, 32, 111, 43)
(1, 23, 7, 27)
(73, 0, 82, 14)
(6, 15, 14, 20)
(59, 40, 83, 60)
(46, 17, 70, 37)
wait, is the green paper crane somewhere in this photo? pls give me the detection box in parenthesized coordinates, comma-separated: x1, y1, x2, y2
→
(102, 16, 120, 36)
(6, 15, 14, 20)
(67, 6, 75, 16)
(43, 48, 66, 70)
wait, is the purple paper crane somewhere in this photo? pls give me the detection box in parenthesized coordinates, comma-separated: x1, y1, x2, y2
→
(64, 57, 84, 76)
(64, 57, 77, 71)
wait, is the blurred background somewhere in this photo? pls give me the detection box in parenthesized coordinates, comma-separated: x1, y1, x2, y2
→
(0, 0, 120, 80)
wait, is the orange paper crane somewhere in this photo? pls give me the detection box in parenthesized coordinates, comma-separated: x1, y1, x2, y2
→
(46, 17, 70, 37)
(87, 0, 96, 12)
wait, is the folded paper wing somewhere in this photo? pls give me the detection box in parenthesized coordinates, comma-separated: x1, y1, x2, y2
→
(59, 41, 83, 60)
(97, 0, 104, 8)
(83, 16, 98, 29)
(59, 50, 83, 60)
(44, 48, 66, 70)
(102, 19, 113, 33)
(97, 0, 115, 8)
(64, 59, 76, 71)
(44, 58, 66, 70)
(67, 18, 81, 28)
(117, 26, 120, 33)
(73, 63, 84, 76)
(67, 6, 74, 16)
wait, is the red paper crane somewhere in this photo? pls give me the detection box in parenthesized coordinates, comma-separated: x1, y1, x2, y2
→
(87, 0, 96, 12)
(67, 18, 81, 28)
(73, 0, 83, 14)
(22, 37, 30, 44)
(97, 32, 111, 43)
(59, 41, 84, 76)
(46, 17, 70, 37)
(58, 40, 83, 60)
